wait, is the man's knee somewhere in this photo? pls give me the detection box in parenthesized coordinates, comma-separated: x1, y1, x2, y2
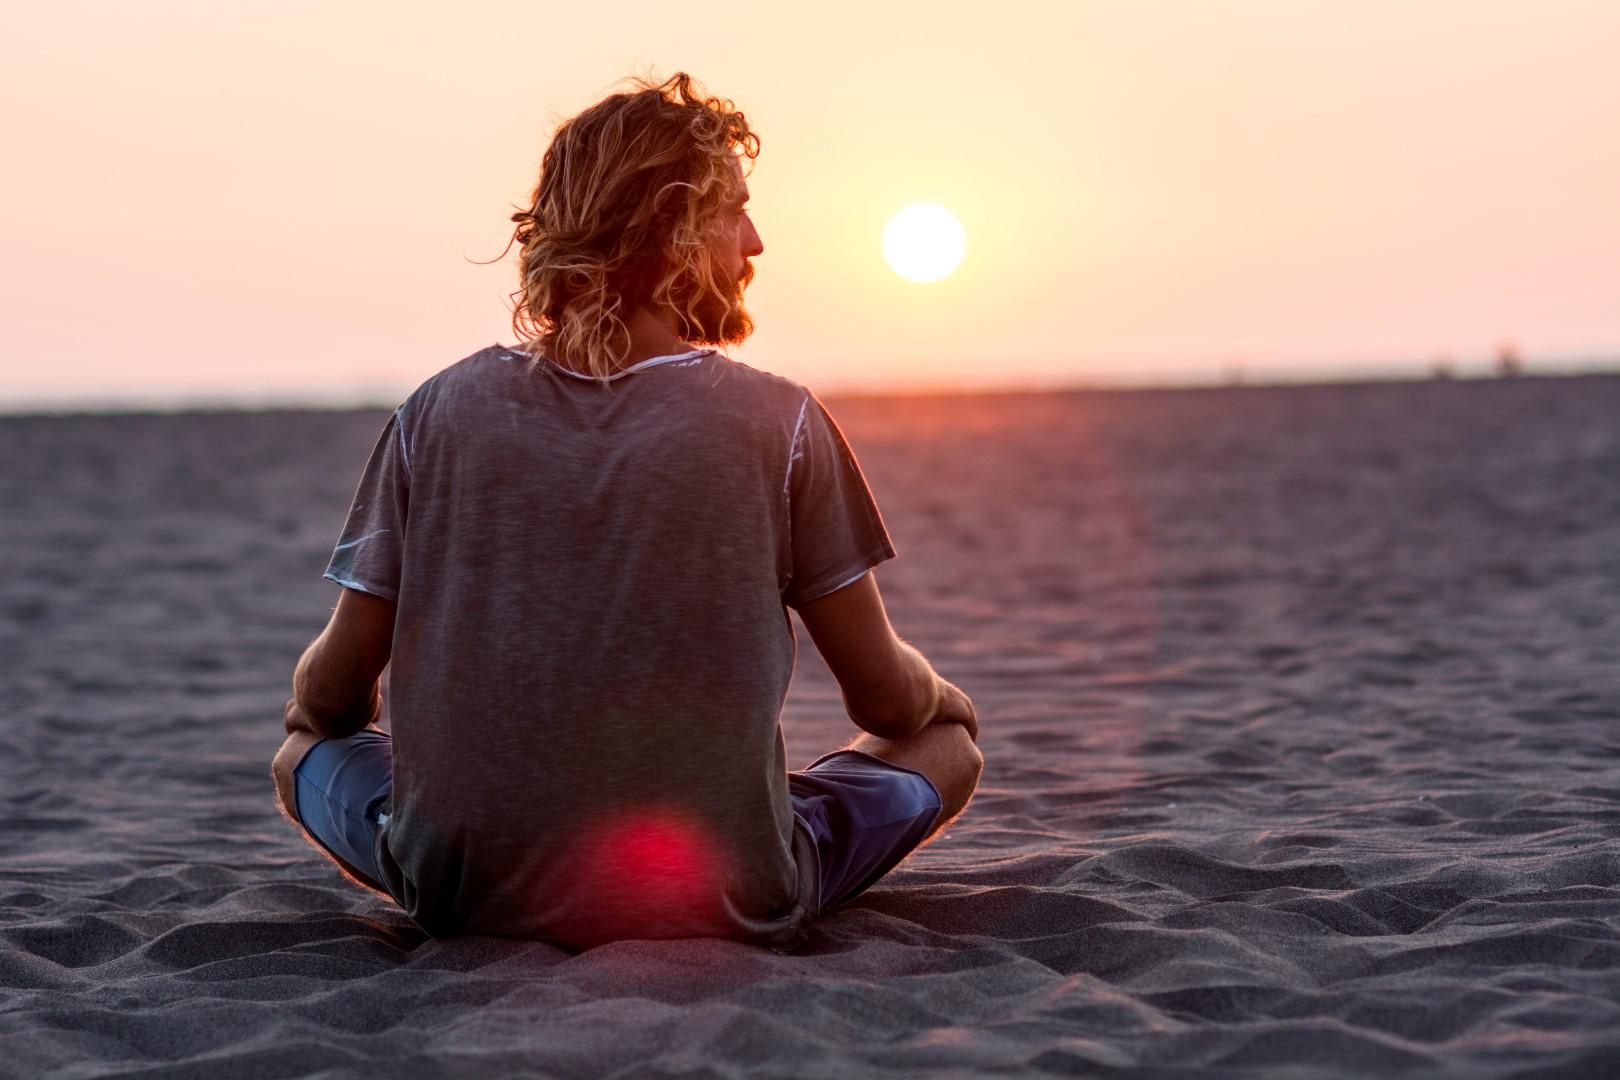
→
(272, 731, 321, 824)
(847, 720, 982, 818)
(942, 720, 983, 777)
(932, 721, 983, 815)
(272, 732, 309, 782)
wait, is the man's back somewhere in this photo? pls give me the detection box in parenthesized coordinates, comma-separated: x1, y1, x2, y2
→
(324, 345, 896, 949)
(271, 73, 980, 954)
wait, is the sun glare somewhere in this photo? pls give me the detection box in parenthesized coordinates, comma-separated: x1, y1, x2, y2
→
(882, 203, 966, 283)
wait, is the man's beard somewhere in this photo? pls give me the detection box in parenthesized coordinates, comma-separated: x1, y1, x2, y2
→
(678, 260, 755, 346)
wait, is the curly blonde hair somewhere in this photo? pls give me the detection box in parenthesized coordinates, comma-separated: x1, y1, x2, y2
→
(503, 73, 760, 382)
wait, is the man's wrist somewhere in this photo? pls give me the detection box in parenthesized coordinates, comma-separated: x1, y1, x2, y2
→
(289, 685, 379, 738)
(902, 649, 945, 735)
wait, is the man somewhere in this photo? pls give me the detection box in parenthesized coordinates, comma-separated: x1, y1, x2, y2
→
(271, 73, 982, 953)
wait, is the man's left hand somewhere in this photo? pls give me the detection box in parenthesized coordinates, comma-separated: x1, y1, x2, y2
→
(284, 697, 322, 736)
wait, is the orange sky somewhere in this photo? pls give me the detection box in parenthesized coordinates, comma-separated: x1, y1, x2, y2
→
(2, 1, 1616, 407)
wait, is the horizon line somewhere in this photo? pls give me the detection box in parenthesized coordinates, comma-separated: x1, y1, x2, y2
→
(2, 363, 1617, 419)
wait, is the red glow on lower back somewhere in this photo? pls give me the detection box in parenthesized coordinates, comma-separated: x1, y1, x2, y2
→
(598, 814, 714, 899)
(547, 806, 727, 947)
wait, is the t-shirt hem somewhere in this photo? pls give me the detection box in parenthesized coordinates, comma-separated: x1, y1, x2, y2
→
(323, 571, 400, 602)
(784, 544, 897, 610)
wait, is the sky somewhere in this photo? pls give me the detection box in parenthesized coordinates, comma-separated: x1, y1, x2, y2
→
(2, 0, 1616, 408)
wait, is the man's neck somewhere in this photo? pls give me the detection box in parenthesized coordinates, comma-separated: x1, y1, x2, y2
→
(547, 307, 694, 372)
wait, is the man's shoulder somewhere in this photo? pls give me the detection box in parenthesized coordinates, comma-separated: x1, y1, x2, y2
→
(704, 355, 812, 409)
(415, 344, 522, 396)
(390, 345, 526, 419)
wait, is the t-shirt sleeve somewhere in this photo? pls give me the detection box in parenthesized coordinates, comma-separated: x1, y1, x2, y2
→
(323, 409, 410, 602)
(782, 394, 897, 610)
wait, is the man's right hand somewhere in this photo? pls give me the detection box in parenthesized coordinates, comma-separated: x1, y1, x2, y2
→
(929, 678, 978, 742)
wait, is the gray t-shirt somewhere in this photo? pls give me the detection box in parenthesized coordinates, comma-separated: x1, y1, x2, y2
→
(324, 345, 895, 951)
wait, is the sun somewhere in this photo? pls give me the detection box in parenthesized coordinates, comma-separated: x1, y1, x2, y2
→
(882, 203, 966, 283)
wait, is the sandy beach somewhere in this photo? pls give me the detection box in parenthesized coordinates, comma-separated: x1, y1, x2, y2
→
(2, 373, 1618, 1078)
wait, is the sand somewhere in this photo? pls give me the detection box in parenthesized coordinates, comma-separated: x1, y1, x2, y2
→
(2, 374, 1618, 1078)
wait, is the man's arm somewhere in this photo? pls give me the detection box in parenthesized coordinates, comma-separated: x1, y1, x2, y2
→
(797, 572, 977, 741)
(286, 587, 397, 738)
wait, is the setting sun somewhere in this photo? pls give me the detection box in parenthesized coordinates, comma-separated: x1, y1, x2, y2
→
(882, 203, 966, 284)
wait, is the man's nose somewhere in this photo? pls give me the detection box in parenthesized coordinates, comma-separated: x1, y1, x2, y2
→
(743, 220, 764, 259)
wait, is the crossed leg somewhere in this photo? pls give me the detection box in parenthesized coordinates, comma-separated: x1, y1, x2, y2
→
(273, 721, 982, 894)
(843, 720, 983, 842)
(270, 730, 392, 893)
